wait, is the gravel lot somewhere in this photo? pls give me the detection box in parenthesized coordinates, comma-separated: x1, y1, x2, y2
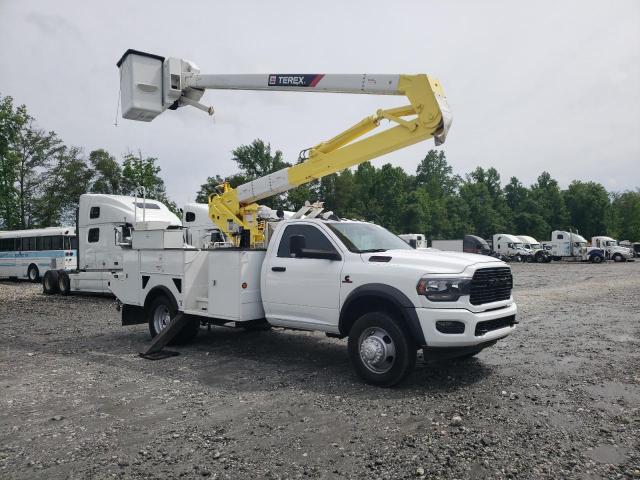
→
(1, 262, 639, 479)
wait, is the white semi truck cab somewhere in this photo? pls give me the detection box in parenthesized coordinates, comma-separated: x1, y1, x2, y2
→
(591, 236, 633, 262)
(492, 234, 531, 262)
(110, 209, 517, 386)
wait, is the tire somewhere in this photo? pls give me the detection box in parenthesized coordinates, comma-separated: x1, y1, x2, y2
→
(514, 255, 522, 263)
(27, 264, 40, 283)
(525, 255, 533, 263)
(613, 253, 623, 263)
(544, 256, 552, 263)
(147, 295, 199, 344)
(535, 254, 545, 263)
(348, 311, 416, 387)
(58, 270, 71, 295)
(591, 255, 603, 264)
(42, 270, 60, 295)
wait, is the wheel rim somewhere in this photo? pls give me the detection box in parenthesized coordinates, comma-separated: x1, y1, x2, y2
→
(153, 305, 172, 333)
(359, 327, 396, 374)
(29, 268, 36, 280)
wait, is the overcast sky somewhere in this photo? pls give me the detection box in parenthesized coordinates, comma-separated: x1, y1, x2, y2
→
(1, 0, 638, 205)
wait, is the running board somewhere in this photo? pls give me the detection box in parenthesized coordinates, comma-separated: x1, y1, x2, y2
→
(139, 312, 189, 360)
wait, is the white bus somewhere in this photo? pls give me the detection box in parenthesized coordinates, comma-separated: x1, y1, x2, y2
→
(0, 227, 77, 282)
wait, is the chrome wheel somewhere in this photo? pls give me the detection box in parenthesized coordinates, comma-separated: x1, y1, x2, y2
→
(358, 327, 396, 374)
(153, 304, 172, 333)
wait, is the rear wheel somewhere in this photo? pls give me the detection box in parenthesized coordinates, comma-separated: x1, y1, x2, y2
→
(348, 311, 416, 387)
(592, 255, 603, 264)
(147, 295, 199, 344)
(613, 253, 623, 262)
(27, 264, 40, 283)
(42, 270, 59, 294)
(58, 270, 71, 295)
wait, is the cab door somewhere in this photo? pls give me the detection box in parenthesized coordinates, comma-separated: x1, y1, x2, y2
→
(262, 223, 345, 331)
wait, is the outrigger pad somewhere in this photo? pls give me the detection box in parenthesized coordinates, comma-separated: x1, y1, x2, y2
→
(139, 350, 180, 361)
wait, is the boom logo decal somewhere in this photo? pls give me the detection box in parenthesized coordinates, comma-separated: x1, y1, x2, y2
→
(268, 74, 325, 87)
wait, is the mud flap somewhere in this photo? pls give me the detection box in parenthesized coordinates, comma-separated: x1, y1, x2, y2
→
(139, 312, 188, 360)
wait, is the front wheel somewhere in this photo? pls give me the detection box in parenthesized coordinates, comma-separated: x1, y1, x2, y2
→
(147, 295, 199, 344)
(591, 255, 603, 264)
(613, 253, 623, 263)
(348, 311, 416, 387)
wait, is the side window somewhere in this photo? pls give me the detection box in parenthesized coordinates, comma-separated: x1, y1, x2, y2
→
(508, 243, 513, 248)
(26, 237, 36, 251)
(185, 212, 196, 222)
(51, 236, 63, 250)
(558, 234, 563, 239)
(88, 228, 100, 243)
(42, 236, 52, 250)
(90, 206, 100, 219)
(277, 224, 336, 258)
(15, 238, 22, 251)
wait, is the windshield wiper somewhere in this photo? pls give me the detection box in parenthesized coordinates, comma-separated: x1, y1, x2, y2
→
(358, 248, 388, 253)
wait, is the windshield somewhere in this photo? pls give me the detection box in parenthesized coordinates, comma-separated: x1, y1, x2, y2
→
(327, 222, 412, 253)
(531, 243, 541, 249)
(514, 242, 524, 248)
(605, 240, 617, 246)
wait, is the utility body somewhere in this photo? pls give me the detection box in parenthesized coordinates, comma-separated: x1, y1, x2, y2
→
(110, 49, 516, 386)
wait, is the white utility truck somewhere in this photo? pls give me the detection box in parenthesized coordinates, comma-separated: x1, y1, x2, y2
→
(516, 235, 552, 263)
(591, 236, 633, 262)
(492, 234, 531, 262)
(542, 230, 605, 263)
(109, 49, 517, 386)
(42, 193, 181, 295)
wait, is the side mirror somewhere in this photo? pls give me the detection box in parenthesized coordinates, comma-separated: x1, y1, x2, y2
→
(290, 235, 306, 257)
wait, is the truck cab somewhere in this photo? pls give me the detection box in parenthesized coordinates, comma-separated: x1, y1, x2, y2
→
(110, 214, 518, 386)
(492, 234, 530, 262)
(517, 235, 551, 263)
(591, 236, 633, 262)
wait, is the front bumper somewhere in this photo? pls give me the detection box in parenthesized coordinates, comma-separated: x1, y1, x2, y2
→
(416, 302, 518, 347)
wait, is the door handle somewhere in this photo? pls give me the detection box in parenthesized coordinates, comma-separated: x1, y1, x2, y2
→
(271, 266, 286, 272)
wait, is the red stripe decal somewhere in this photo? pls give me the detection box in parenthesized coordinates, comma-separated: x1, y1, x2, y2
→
(310, 74, 325, 87)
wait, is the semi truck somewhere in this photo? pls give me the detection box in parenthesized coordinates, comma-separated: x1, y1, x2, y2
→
(591, 236, 633, 262)
(542, 230, 605, 263)
(42, 193, 182, 295)
(108, 49, 517, 386)
(516, 235, 552, 263)
(492, 234, 532, 262)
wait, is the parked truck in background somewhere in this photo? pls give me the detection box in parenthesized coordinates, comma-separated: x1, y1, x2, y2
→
(430, 235, 492, 256)
(398, 233, 428, 249)
(492, 234, 531, 262)
(591, 236, 633, 262)
(542, 231, 604, 263)
(42, 194, 182, 295)
(517, 235, 552, 263)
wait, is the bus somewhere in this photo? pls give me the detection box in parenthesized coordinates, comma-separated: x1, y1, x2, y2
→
(0, 227, 77, 282)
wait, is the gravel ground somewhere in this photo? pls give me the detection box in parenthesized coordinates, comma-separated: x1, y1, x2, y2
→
(1, 262, 639, 479)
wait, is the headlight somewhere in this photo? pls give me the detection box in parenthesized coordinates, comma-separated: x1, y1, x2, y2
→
(416, 277, 471, 302)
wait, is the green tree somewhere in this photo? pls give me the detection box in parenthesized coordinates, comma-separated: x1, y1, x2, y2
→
(607, 190, 640, 241)
(530, 171, 569, 232)
(563, 180, 610, 239)
(90, 149, 122, 194)
(37, 146, 93, 226)
(121, 153, 178, 214)
(0, 95, 29, 229)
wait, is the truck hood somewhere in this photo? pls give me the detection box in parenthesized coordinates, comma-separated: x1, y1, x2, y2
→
(361, 249, 504, 275)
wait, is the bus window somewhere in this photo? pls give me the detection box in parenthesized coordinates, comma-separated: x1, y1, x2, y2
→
(42, 236, 52, 250)
(63, 236, 76, 250)
(51, 236, 63, 250)
(26, 237, 36, 251)
(70, 237, 78, 249)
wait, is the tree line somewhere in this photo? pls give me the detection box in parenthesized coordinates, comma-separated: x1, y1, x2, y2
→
(197, 139, 640, 241)
(1, 93, 638, 241)
(0, 94, 176, 229)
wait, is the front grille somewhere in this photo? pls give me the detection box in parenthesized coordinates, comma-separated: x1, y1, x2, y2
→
(469, 267, 512, 305)
(475, 315, 516, 336)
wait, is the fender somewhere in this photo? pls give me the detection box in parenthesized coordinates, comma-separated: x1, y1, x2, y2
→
(144, 285, 179, 312)
(339, 283, 426, 346)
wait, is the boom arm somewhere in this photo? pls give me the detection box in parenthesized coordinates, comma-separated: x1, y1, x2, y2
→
(117, 50, 452, 247)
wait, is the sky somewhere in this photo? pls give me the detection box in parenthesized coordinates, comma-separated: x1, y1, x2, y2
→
(0, 0, 638, 206)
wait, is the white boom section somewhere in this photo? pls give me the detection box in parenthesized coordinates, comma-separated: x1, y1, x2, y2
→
(185, 74, 401, 95)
